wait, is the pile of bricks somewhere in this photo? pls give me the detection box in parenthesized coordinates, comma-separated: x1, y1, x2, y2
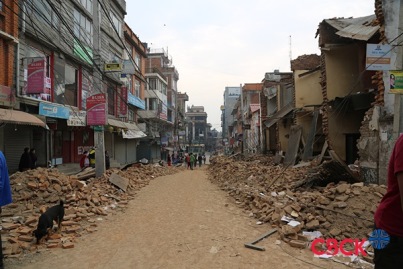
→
(208, 156, 384, 249)
(1, 164, 183, 257)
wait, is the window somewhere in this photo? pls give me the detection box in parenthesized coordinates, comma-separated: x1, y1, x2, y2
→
(81, 70, 93, 109)
(128, 110, 134, 122)
(107, 85, 116, 115)
(148, 98, 157, 110)
(78, 0, 92, 14)
(26, 0, 59, 28)
(54, 58, 78, 107)
(73, 8, 93, 45)
(135, 80, 140, 97)
(110, 11, 122, 36)
(162, 84, 167, 95)
(148, 78, 157, 90)
(134, 54, 140, 71)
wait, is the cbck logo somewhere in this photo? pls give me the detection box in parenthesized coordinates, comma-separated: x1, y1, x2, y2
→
(310, 229, 390, 256)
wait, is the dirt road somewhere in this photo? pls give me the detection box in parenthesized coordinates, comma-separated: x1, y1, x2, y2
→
(6, 167, 347, 269)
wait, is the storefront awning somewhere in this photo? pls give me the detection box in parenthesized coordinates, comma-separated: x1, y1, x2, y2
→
(0, 108, 46, 128)
(107, 118, 127, 129)
(122, 129, 147, 139)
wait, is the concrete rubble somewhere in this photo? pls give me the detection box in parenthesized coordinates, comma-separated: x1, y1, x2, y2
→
(208, 155, 383, 258)
(1, 164, 183, 258)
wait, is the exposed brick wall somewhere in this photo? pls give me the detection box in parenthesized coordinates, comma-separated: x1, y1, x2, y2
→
(0, 0, 18, 87)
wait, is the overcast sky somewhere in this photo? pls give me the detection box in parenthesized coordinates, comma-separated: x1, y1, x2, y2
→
(125, 0, 375, 131)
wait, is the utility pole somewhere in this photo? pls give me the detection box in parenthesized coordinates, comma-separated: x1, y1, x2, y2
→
(240, 83, 244, 154)
(93, 0, 105, 177)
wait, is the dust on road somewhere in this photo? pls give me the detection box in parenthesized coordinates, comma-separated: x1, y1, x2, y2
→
(6, 167, 347, 269)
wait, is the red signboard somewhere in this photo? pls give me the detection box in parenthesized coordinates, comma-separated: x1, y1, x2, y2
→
(119, 86, 128, 117)
(26, 59, 50, 94)
(87, 93, 107, 126)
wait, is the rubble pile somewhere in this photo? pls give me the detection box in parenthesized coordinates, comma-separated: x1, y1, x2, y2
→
(1, 164, 183, 257)
(208, 156, 384, 247)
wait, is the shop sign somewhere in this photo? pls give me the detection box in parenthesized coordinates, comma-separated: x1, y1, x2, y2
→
(67, 110, 86, 126)
(87, 93, 107, 125)
(366, 44, 391, 71)
(39, 102, 70, 119)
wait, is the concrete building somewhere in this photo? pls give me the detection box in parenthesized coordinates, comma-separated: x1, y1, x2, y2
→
(222, 86, 240, 141)
(185, 105, 208, 153)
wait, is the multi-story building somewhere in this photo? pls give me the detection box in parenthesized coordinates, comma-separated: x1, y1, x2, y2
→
(185, 105, 208, 153)
(137, 47, 171, 161)
(177, 92, 189, 151)
(0, 0, 154, 173)
(222, 86, 240, 140)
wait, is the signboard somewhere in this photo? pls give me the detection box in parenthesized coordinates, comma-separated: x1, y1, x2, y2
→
(26, 58, 50, 94)
(87, 93, 107, 125)
(93, 125, 104, 132)
(67, 110, 86, 126)
(118, 86, 128, 117)
(128, 92, 145, 109)
(389, 71, 403, 94)
(159, 102, 168, 121)
(104, 63, 122, 72)
(0, 85, 15, 107)
(39, 102, 70, 119)
(122, 60, 135, 74)
(366, 44, 391, 71)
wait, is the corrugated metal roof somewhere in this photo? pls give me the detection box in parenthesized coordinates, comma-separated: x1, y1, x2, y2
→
(336, 24, 380, 41)
(325, 15, 375, 30)
(324, 14, 378, 41)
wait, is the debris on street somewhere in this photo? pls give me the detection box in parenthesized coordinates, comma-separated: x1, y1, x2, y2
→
(1, 165, 184, 258)
(208, 155, 383, 256)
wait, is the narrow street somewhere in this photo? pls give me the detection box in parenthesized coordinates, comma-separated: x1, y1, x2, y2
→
(6, 167, 346, 269)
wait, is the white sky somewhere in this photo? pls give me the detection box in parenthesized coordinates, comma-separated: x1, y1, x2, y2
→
(125, 0, 375, 131)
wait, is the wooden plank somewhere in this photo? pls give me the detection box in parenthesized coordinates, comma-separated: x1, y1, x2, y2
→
(316, 141, 328, 164)
(302, 110, 319, 161)
(329, 150, 359, 181)
(108, 173, 129, 192)
(244, 228, 277, 251)
(284, 126, 302, 166)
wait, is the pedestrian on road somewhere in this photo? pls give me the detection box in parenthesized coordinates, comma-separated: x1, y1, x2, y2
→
(373, 134, 403, 268)
(0, 150, 12, 269)
(190, 153, 195, 170)
(203, 154, 206, 164)
(80, 151, 90, 169)
(186, 154, 191, 169)
(167, 154, 172, 166)
(105, 151, 110, 170)
(18, 147, 31, 172)
(89, 147, 96, 168)
(198, 154, 202, 167)
(29, 148, 37, 169)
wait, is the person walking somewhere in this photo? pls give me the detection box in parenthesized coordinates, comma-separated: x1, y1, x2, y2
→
(198, 154, 202, 167)
(88, 147, 96, 168)
(105, 151, 110, 170)
(190, 153, 195, 170)
(373, 134, 403, 268)
(0, 150, 12, 269)
(18, 147, 31, 172)
(185, 154, 191, 169)
(80, 151, 90, 169)
(29, 148, 37, 169)
(203, 154, 206, 164)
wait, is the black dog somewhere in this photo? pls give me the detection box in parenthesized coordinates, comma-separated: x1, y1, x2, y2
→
(33, 200, 64, 244)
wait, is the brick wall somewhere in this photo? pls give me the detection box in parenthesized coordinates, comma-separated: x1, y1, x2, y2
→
(0, 0, 18, 87)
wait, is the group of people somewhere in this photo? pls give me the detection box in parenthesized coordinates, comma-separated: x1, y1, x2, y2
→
(185, 153, 206, 170)
(79, 148, 110, 170)
(18, 147, 37, 172)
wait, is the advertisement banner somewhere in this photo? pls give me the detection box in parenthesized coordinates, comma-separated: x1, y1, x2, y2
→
(389, 71, 403, 94)
(87, 93, 107, 125)
(366, 44, 391, 71)
(67, 110, 86, 126)
(119, 86, 128, 117)
(26, 58, 50, 94)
